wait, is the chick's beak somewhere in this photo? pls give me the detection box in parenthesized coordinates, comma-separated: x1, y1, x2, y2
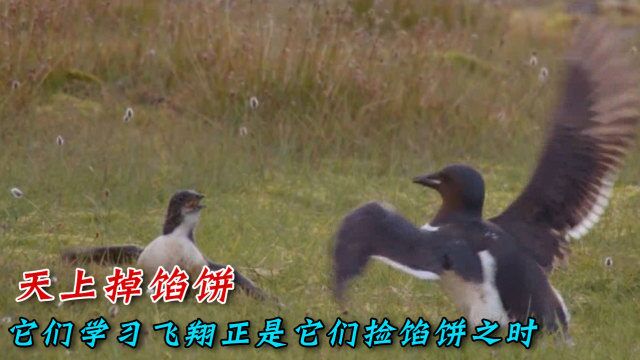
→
(186, 196, 206, 212)
(194, 193, 205, 209)
(195, 198, 206, 210)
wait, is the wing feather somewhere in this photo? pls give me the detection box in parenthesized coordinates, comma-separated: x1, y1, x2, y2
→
(333, 202, 481, 301)
(491, 21, 640, 269)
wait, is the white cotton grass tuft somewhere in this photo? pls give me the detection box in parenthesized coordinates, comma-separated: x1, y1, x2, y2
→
(496, 111, 507, 124)
(529, 53, 538, 67)
(56, 300, 63, 308)
(108, 304, 119, 317)
(123, 107, 134, 123)
(1, 316, 12, 324)
(604, 256, 613, 268)
(239, 126, 249, 137)
(10, 187, 24, 199)
(538, 67, 549, 82)
(11, 80, 20, 90)
(56, 135, 64, 146)
(249, 96, 259, 110)
(51, 276, 58, 284)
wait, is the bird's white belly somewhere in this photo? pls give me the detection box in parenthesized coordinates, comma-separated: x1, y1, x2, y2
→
(439, 273, 509, 326)
(439, 251, 510, 326)
(137, 235, 207, 276)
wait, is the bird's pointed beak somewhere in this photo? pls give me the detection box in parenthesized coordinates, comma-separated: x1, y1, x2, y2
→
(196, 193, 205, 209)
(413, 173, 442, 188)
(188, 194, 206, 211)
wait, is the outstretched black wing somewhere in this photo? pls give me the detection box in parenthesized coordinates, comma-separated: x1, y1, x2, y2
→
(61, 245, 144, 265)
(206, 259, 279, 305)
(491, 21, 640, 270)
(333, 202, 482, 302)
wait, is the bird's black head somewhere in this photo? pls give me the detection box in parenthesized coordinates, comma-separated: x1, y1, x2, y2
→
(413, 164, 485, 223)
(162, 190, 205, 239)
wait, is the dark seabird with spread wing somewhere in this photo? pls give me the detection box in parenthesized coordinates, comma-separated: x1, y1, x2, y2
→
(332, 21, 640, 336)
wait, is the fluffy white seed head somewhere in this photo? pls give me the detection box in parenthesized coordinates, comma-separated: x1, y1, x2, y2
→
(10, 187, 23, 199)
(123, 107, 134, 123)
(108, 304, 119, 317)
(496, 111, 507, 123)
(239, 126, 249, 137)
(11, 80, 20, 90)
(249, 96, 259, 110)
(529, 54, 538, 67)
(604, 256, 613, 268)
(56, 135, 64, 146)
(538, 67, 549, 82)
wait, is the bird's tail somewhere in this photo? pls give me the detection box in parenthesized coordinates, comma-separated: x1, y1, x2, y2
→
(61, 245, 144, 265)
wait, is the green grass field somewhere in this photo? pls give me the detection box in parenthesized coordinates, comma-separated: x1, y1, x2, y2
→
(1, 1, 640, 358)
